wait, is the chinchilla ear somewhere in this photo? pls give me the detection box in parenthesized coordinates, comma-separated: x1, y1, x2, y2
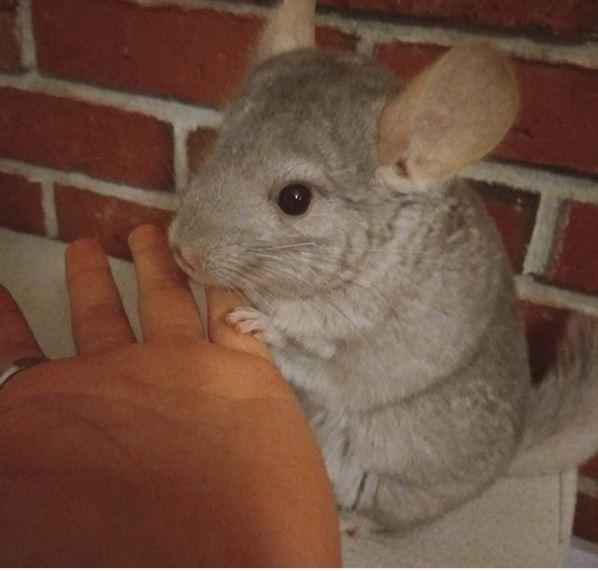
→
(378, 42, 519, 186)
(254, 0, 316, 64)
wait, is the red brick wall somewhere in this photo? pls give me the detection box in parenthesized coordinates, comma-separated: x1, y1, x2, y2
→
(0, 0, 597, 542)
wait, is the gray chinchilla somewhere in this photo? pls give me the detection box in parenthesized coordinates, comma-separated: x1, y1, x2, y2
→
(170, 0, 598, 533)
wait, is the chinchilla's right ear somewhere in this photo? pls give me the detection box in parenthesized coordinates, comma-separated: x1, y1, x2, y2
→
(254, 0, 317, 65)
(378, 42, 519, 189)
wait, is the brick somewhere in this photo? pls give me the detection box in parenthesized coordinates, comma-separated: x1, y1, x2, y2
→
(550, 202, 598, 294)
(315, 25, 359, 52)
(0, 2, 21, 71)
(0, 171, 45, 235)
(33, 0, 356, 107)
(519, 302, 570, 385)
(0, 87, 173, 191)
(317, 0, 598, 38)
(187, 128, 218, 175)
(574, 492, 598, 544)
(376, 41, 598, 176)
(470, 181, 539, 274)
(582, 457, 598, 479)
(496, 61, 598, 176)
(32, 0, 257, 107)
(377, 42, 445, 81)
(55, 185, 173, 260)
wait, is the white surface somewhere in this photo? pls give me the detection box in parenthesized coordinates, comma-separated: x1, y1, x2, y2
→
(344, 472, 579, 567)
(565, 537, 598, 568)
(0, 227, 580, 567)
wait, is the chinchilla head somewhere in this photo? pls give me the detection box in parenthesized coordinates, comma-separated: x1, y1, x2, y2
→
(169, 0, 518, 302)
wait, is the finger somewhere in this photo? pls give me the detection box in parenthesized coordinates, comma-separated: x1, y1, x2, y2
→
(205, 286, 272, 361)
(0, 285, 44, 371)
(129, 225, 205, 342)
(66, 239, 136, 355)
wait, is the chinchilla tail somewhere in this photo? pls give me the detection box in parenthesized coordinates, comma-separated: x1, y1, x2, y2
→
(509, 314, 598, 476)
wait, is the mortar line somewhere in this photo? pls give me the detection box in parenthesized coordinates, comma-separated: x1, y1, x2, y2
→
(355, 31, 376, 57)
(0, 72, 223, 129)
(516, 275, 598, 317)
(41, 180, 58, 238)
(522, 195, 564, 276)
(0, 158, 178, 211)
(173, 122, 190, 193)
(464, 162, 598, 205)
(17, 0, 37, 70)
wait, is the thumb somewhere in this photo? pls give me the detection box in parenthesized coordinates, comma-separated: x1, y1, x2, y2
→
(205, 286, 273, 361)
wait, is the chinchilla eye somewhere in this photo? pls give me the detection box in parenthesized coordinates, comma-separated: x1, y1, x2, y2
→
(277, 184, 312, 216)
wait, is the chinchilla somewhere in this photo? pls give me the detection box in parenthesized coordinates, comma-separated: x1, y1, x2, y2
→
(169, 0, 598, 533)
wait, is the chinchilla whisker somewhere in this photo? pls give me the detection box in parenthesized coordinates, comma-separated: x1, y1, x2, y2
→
(241, 283, 273, 309)
(285, 251, 458, 317)
(252, 252, 290, 263)
(253, 253, 320, 283)
(253, 253, 336, 283)
(245, 263, 301, 295)
(300, 242, 460, 273)
(245, 241, 321, 252)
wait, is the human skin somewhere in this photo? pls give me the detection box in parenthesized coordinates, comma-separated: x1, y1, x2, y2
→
(0, 225, 341, 567)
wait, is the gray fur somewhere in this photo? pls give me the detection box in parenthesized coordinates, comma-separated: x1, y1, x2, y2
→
(170, 48, 598, 532)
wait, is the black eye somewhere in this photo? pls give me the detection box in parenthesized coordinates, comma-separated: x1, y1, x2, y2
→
(277, 184, 312, 216)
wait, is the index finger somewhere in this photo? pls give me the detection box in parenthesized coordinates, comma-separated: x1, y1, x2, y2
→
(129, 225, 205, 342)
(205, 287, 272, 361)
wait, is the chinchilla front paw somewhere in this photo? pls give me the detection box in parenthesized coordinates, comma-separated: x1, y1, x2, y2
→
(226, 306, 286, 348)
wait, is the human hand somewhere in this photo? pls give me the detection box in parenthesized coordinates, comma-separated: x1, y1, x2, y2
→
(0, 225, 340, 567)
